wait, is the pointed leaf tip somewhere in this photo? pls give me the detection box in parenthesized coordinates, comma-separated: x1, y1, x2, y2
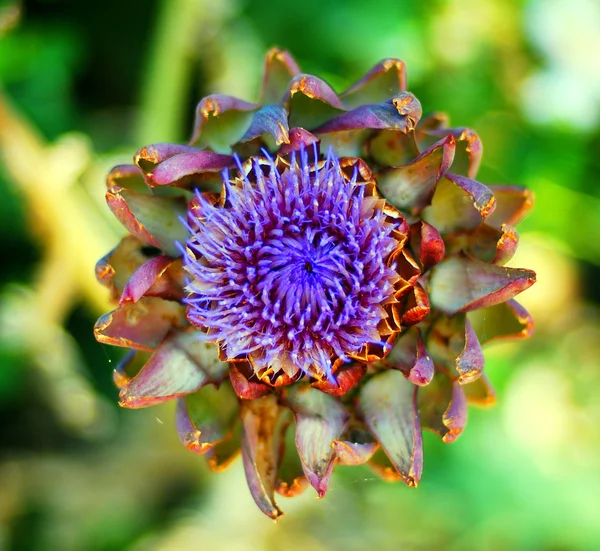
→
(358, 370, 423, 486)
(486, 185, 534, 228)
(94, 298, 186, 351)
(240, 395, 285, 519)
(409, 331, 435, 386)
(455, 320, 484, 384)
(239, 105, 290, 146)
(384, 328, 433, 386)
(446, 173, 496, 218)
(465, 224, 519, 265)
(288, 74, 344, 109)
(175, 383, 238, 454)
(422, 174, 495, 234)
(315, 92, 421, 135)
(286, 385, 348, 497)
(377, 135, 455, 213)
(134, 143, 199, 172)
(118, 330, 227, 408)
(468, 299, 534, 345)
(427, 127, 482, 178)
(442, 383, 468, 443)
(419, 373, 468, 443)
(106, 164, 147, 192)
(419, 221, 446, 269)
(145, 150, 235, 188)
(277, 127, 319, 156)
(429, 257, 536, 315)
(341, 58, 407, 108)
(106, 186, 188, 257)
(275, 418, 309, 498)
(95, 235, 150, 301)
(190, 94, 257, 151)
(260, 48, 301, 105)
(119, 255, 184, 305)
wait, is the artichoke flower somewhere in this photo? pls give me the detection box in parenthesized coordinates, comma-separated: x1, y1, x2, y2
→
(95, 48, 536, 519)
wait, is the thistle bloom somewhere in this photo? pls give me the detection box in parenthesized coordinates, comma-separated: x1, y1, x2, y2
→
(185, 149, 404, 382)
(95, 49, 536, 519)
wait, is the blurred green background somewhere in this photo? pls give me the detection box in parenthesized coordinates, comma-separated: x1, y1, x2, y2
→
(1, 0, 599, 549)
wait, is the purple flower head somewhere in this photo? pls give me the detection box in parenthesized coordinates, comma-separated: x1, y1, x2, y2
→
(184, 148, 402, 382)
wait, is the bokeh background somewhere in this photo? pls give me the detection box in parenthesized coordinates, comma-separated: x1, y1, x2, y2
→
(1, 0, 599, 549)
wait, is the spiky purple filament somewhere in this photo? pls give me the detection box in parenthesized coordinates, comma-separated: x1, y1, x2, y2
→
(184, 150, 401, 380)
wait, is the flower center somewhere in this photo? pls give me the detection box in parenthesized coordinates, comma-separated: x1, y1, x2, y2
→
(184, 150, 401, 381)
(255, 230, 365, 333)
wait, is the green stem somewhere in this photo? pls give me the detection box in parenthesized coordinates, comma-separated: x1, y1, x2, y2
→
(135, 0, 202, 144)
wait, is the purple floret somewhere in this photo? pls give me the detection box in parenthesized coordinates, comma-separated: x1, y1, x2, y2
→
(184, 148, 400, 380)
